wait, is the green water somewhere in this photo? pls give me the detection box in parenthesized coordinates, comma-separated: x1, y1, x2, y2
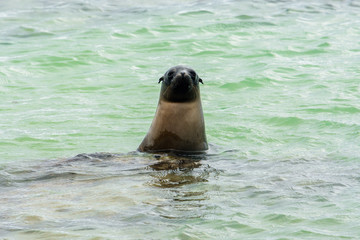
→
(1, 0, 360, 239)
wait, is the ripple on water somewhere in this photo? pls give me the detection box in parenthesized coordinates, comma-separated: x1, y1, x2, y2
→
(179, 10, 214, 16)
(220, 77, 273, 90)
(203, 21, 276, 33)
(10, 26, 55, 39)
(1, 0, 360, 239)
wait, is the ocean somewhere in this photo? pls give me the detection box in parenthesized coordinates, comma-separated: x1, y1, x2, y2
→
(1, 0, 360, 239)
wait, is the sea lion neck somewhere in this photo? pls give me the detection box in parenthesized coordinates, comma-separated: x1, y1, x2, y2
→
(160, 82, 199, 103)
(139, 99, 208, 153)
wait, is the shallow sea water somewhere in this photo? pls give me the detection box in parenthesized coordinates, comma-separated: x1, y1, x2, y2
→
(1, 0, 360, 239)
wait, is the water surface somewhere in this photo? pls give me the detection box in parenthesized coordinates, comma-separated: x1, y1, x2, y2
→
(1, 0, 360, 239)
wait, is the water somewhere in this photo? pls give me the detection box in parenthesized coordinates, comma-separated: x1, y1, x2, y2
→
(1, 0, 360, 239)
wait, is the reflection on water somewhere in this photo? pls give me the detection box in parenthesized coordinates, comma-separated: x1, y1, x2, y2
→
(9, 152, 215, 186)
(145, 153, 215, 219)
(0, 152, 220, 238)
(148, 153, 212, 188)
(1, 151, 217, 189)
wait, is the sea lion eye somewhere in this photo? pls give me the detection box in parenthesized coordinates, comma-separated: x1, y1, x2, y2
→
(168, 70, 175, 80)
(189, 70, 196, 79)
(168, 70, 175, 76)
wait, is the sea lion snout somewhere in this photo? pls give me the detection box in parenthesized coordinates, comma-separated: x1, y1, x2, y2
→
(172, 71, 193, 92)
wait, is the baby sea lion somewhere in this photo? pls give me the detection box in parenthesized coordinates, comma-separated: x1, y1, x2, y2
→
(138, 65, 208, 154)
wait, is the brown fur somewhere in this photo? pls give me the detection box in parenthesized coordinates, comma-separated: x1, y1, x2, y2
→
(138, 66, 208, 153)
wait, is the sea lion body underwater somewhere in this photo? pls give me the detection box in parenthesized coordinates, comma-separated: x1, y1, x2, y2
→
(138, 65, 208, 154)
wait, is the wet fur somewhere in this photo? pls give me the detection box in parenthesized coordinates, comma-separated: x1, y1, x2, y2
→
(138, 66, 208, 153)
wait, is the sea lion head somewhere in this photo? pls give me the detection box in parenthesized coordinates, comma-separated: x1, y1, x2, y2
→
(158, 65, 203, 102)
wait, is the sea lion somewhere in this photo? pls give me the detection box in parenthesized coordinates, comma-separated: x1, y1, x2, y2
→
(138, 65, 208, 154)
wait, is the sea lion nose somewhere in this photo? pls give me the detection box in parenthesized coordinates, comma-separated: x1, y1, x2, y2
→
(180, 71, 186, 77)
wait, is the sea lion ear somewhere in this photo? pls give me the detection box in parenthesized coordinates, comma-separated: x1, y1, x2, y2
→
(158, 76, 164, 83)
(199, 78, 203, 84)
